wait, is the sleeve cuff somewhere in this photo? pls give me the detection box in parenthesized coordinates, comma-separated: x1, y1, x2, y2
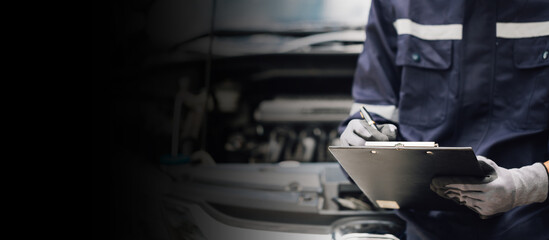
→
(541, 160, 549, 201)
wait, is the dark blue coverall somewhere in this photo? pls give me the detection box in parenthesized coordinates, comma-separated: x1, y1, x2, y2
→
(339, 0, 549, 239)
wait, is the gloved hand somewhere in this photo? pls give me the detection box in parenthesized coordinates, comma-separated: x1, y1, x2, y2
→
(340, 119, 397, 146)
(431, 156, 549, 218)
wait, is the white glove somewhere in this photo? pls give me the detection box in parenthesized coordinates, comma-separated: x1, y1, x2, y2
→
(431, 156, 549, 218)
(340, 119, 397, 146)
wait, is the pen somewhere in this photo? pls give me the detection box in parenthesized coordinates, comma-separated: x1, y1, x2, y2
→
(359, 106, 380, 131)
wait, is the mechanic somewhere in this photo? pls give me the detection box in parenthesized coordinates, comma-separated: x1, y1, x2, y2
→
(338, 0, 549, 239)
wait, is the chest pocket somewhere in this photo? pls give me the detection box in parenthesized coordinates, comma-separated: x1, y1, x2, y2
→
(513, 38, 549, 130)
(395, 35, 455, 127)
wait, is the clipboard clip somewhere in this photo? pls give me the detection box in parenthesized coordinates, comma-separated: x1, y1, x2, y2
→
(364, 141, 439, 148)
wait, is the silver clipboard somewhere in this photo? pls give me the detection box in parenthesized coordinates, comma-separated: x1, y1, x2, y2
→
(329, 142, 485, 211)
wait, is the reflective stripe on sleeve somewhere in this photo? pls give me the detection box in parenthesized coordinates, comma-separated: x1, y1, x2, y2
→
(393, 19, 462, 40)
(496, 21, 549, 39)
(350, 103, 399, 123)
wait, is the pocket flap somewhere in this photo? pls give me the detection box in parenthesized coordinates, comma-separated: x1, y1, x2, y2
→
(396, 35, 452, 70)
(514, 37, 549, 69)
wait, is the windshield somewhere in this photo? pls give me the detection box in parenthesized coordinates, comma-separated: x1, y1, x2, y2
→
(215, 0, 371, 32)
